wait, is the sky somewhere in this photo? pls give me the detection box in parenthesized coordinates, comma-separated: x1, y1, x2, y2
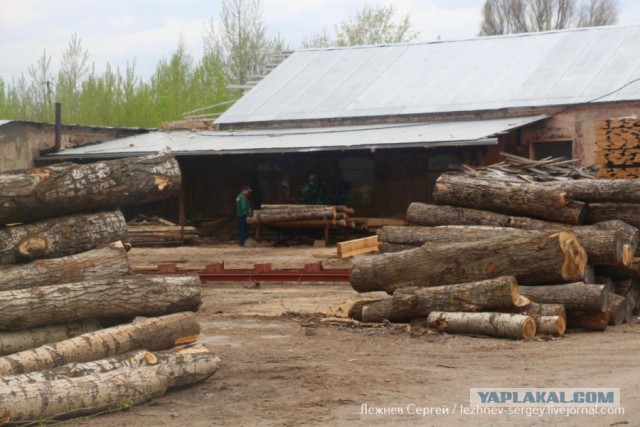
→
(1, 0, 639, 83)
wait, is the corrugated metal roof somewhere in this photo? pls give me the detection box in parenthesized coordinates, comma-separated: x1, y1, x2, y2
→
(216, 25, 640, 125)
(45, 116, 547, 159)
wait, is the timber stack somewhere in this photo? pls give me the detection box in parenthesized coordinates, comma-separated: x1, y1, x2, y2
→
(0, 150, 221, 423)
(595, 115, 640, 179)
(349, 154, 640, 339)
(248, 203, 362, 231)
(127, 214, 200, 246)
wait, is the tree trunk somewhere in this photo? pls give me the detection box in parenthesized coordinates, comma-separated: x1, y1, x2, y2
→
(534, 316, 566, 336)
(0, 345, 220, 423)
(433, 174, 586, 224)
(0, 210, 127, 264)
(379, 243, 416, 253)
(361, 276, 526, 322)
(248, 207, 337, 224)
(0, 242, 132, 291)
(406, 202, 559, 230)
(592, 220, 639, 257)
(261, 204, 355, 214)
(566, 312, 609, 331)
(427, 311, 536, 340)
(0, 311, 200, 375)
(350, 231, 587, 294)
(379, 225, 624, 266)
(518, 283, 607, 312)
(0, 150, 181, 224)
(378, 225, 537, 246)
(603, 292, 628, 325)
(586, 203, 640, 229)
(0, 320, 102, 356)
(0, 275, 201, 331)
(514, 302, 566, 320)
(260, 219, 347, 228)
(541, 179, 640, 203)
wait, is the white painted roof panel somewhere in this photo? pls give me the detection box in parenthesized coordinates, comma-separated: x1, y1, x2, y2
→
(217, 25, 640, 125)
(46, 116, 547, 159)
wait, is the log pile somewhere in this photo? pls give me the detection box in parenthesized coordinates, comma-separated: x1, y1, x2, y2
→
(127, 214, 200, 246)
(349, 155, 640, 339)
(247, 204, 361, 231)
(595, 116, 640, 179)
(0, 151, 220, 424)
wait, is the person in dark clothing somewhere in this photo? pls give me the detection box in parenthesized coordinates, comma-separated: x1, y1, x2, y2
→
(236, 185, 252, 246)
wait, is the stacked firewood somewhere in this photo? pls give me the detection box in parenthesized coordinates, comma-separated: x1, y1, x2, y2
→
(127, 214, 200, 246)
(595, 116, 640, 179)
(248, 204, 359, 231)
(0, 151, 220, 423)
(349, 156, 640, 339)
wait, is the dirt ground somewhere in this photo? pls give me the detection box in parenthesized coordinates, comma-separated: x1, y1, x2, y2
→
(76, 243, 639, 427)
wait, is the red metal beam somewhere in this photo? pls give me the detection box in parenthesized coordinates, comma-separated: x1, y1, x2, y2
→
(134, 262, 351, 283)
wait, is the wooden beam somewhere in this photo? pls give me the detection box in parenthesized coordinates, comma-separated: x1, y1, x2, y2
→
(337, 236, 379, 258)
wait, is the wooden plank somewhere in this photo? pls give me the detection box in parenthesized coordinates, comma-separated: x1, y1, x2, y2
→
(337, 235, 379, 258)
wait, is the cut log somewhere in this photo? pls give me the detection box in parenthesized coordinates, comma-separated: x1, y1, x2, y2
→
(378, 225, 536, 246)
(592, 220, 639, 256)
(514, 302, 566, 320)
(0, 210, 127, 264)
(361, 276, 525, 322)
(0, 150, 181, 224)
(433, 174, 587, 224)
(350, 231, 587, 294)
(0, 275, 201, 331)
(534, 316, 566, 336)
(406, 202, 560, 230)
(586, 203, 640, 229)
(261, 204, 355, 214)
(0, 242, 132, 291)
(0, 311, 200, 375)
(379, 224, 624, 266)
(605, 292, 628, 326)
(0, 320, 102, 356)
(541, 179, 640, 203)
(379, 242, 416, 253)
(566, 311, 609, 331)
(0, 345, 220, 423)
(248, 207, 337, 224)
(518, 283, 607, 313)
(427, 311, 536, 340)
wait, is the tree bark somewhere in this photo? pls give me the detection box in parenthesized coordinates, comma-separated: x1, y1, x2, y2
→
(0, 242, 132, 291)
(592, 220, 639, 257)
(606, 292, 628, 326)
(566, 311, 609, 331)
(406, 202, 559, 230)
(541, 179, 640, 203)
(586, 203, 640, 229)
(0, 150, 181, 224)
(433, 174, 586, 224)
(0, 275, 201, 331)
(261, 204, 355, 214)
(427, 311, 536, 340)
(0, 311, 200, 375)
(518, 283, 607, 313)
(379, 225, 624, 266)
(248, 207, 337, 224)
(534, 316, 566, 336)
(514, 302, 566, 320)
(361, 276, 526, 322)
(0, 210, 127, 264)
(0, 320, 102, 356)
(350, 231, 587, 294)
(0, 345, 220, 423)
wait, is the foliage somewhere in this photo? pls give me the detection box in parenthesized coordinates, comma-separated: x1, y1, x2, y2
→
(303, 4, 419, 48)
(479, 0, 619, 36)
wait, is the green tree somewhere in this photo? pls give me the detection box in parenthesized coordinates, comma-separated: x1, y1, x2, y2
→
(479, 0, 618, 35)
(27, 49, 54, 122)
(56, 33, 91, 122)
(303, 4, 419, 48)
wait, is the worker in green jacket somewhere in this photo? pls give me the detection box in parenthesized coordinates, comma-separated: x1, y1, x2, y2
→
(236, 185, 252, 246)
